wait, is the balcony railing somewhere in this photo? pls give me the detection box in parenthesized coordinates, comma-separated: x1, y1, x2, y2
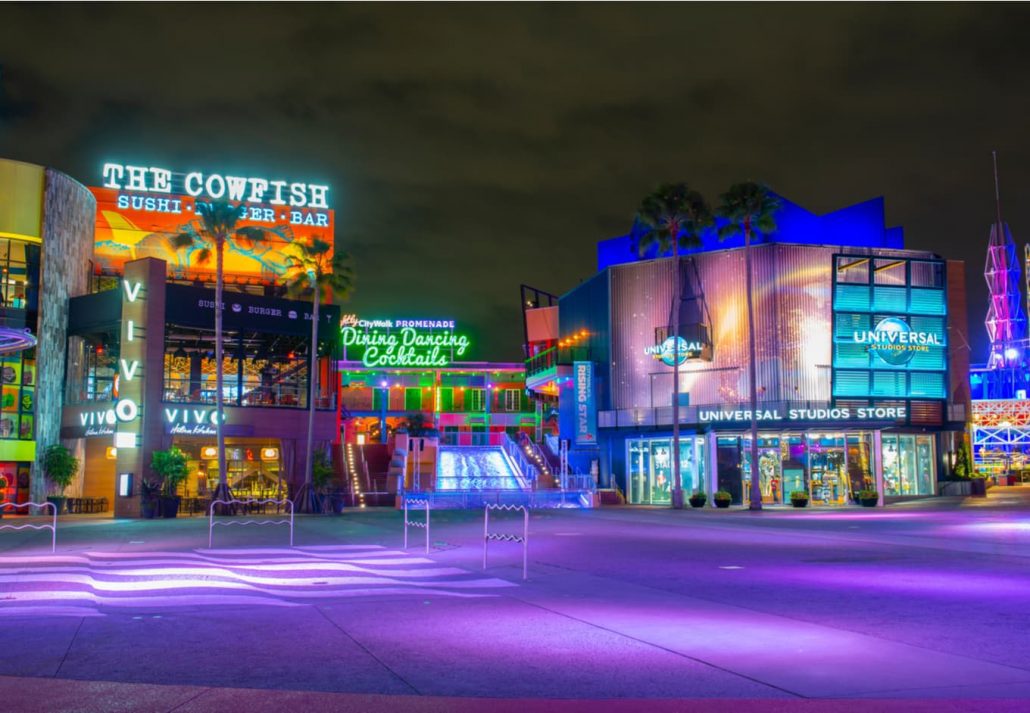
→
(526, 345, 592, 378)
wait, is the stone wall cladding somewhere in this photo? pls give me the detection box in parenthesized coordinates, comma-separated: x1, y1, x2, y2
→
(31, 169, 96, 504)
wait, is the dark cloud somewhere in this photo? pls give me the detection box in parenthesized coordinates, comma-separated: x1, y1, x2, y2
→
(2, 3, 1030, 360)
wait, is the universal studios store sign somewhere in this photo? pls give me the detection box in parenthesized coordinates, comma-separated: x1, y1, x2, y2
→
(341, 317, 471, 368)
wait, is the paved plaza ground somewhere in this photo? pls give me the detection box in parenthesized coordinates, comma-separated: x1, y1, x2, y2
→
(1, 489, 1029, 711)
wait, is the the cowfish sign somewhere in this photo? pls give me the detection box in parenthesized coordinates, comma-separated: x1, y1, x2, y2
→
(100, 163, 331, 210)
(91, 162, 336, 280)
(342, 321, 471, 367)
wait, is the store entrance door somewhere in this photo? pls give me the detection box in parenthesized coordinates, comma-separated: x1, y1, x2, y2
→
(807, 433, 848, 505)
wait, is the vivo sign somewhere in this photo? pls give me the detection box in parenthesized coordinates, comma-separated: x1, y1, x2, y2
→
(164, 408, 225, 436)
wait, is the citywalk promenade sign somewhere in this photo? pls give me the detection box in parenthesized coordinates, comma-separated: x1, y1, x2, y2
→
(341, 317, 471, 367)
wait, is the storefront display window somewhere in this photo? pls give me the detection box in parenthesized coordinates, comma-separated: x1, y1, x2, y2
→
(882, 433, 935, 496)
(172, 438, 285, 500)
(0, 349, 34, 440)
(736, 431, 875, 505)
(627, 436, 704, 505)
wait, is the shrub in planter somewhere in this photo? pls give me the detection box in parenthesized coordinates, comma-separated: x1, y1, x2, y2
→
(790, 490, 809, 508)
(714, 490, 732, 509)
(857, 488, 879, 507)
(139, 479, 160, 519)
(151, 447, 188, 519)
(688, 491, 708, 508)
(43, 444, 79, 515)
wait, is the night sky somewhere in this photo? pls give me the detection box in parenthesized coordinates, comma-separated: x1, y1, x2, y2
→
(2, 3, 1030, 362)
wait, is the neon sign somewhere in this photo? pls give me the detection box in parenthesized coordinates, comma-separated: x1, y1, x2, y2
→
(340, 315, 456, 330)
(342, 326, 470, 367)
(852, 317, 945, 366)
(698, 406, 907, 423)
(114, 278, 144, 450)
(101, 163, 330, 209)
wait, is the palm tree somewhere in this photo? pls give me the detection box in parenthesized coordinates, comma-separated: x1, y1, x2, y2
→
(173, 201, 289, 508)
(284, 237, 355, 513)
(635, 183, 713, 509)
(717, 182, 781, 511)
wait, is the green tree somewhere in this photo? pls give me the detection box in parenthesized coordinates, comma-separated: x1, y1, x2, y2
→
(954, 441, 975, 479)
(634, 183, 713, 509)
(42, 444, 78, 495)
(151, 446, 189, 497)
(173, 202, 290, 506)
(284, 236, 355, 513)
(717, 182, 781, 511)
(403, 412, 429, 437)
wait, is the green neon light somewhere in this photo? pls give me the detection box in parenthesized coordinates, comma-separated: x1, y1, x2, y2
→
(342, 326, 471, 368)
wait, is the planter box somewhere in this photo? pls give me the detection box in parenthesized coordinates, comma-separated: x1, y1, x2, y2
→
(688, 497, 707, 509)
(714, 499, 731, 509)
(160, 496, 181, 518)
(859, 498, 878, 507)
(791, 499, 808, 508)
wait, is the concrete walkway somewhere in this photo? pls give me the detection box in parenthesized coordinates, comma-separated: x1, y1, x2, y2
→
(0, 488, 1028, 710)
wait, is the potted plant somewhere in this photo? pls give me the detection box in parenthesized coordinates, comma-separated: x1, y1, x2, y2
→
(151, 447, 188, 518)
(714, 490, 732, 509)
(857, 488, 879, 507)
(42, 444, 78, 515)
(140, 477, 160, 519)
(688, 490, 707, 508)
(790, 490, 809, 508)
(312, 451, 343, 514)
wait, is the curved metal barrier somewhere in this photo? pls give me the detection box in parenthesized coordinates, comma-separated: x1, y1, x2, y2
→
(403, 497, 430, 554)
(0, 501, 56, 553)
(208, 498, 294, 548)
(483, 503, 528, 580)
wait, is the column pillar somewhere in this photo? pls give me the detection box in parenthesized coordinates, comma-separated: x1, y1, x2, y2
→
(873, 430, 885, 507)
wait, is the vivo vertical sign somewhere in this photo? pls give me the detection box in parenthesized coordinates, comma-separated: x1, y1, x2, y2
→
(574, 361, 597, 446)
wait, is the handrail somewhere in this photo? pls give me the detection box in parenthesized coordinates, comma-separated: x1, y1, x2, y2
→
(0, 501, 57, 553)
(208, 498, 294, 548)
(502, 434, 538, 486)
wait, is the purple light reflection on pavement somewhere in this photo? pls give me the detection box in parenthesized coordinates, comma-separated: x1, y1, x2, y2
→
(0, 545, 515, 617)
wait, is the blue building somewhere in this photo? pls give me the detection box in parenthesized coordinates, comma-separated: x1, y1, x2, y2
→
(523, 193, 970, 506)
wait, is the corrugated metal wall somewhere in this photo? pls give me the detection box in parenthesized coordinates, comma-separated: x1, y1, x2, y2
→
(610, 244, 838, 410)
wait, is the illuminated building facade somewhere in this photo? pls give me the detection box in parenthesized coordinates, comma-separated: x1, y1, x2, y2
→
(338, 316, 540, 445)
(56, 163, 340, 517)
(526, 194, 970, 506)
(0, 158, 96, 507)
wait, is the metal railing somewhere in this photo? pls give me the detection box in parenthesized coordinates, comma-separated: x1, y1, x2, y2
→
(208, 498, 294, 548)
(502, 434, 539, 486)
(0, 501, 56, 553)
(483, 504, 528, 580)
(403, 497, 431, 554)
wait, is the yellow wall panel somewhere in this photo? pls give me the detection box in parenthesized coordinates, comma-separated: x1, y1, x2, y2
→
(0, 159, 45, 240)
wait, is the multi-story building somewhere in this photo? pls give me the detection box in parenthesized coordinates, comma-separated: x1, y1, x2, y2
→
(525, 193, 970, 506)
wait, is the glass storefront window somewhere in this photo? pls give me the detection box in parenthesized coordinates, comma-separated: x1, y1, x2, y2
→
(882, 433, 935, 496)
(172, 438, 285, 499)
(1, 349, 35, 440)
(627, 436, 705, 505)
(807, 434, 848, 505)
(738, 431, 875, 505)
(162, 325, 329, 409)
